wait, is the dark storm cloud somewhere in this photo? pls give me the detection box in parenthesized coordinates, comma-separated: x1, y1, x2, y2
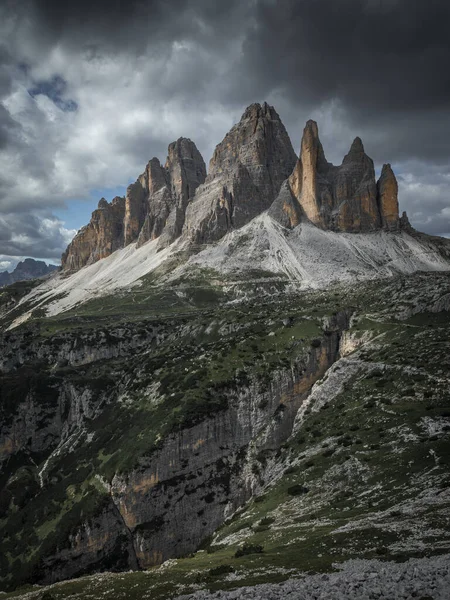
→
(242, 0, 450, 112)
(235, 0, 450, 163)
(0, 0, 449, 261)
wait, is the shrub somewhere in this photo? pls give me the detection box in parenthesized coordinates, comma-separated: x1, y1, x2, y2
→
(208, 564, 235, 577)
(235, 543, 264, 558)
(287, 484, 309, 496)
(322, 448, 335, 457)
(258, 516, 275, 526)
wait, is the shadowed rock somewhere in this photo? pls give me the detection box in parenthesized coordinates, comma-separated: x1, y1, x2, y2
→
(181, 102, 297, 244)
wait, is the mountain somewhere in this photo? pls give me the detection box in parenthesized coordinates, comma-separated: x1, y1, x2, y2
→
(0, 258, 57, 288)
(271, 120, 399, 232)
(62, 138, 206, 271)
(181, 102, 297, 245)
(4, 104, 449, 325)
(0, 104, 449, 598)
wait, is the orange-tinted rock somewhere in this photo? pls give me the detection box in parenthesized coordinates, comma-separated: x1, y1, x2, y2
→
(286, 122, 390, 232)
(61, 196, 125, 271)
(62, 139, 206, 270)
(377, 163, 399, 231)
(288, 120, 331, 227)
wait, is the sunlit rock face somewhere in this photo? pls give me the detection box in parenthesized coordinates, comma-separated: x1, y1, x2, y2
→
(377, 163, 400, 231)
(278, 120, 399, 233)
(61, 196, 126, 272)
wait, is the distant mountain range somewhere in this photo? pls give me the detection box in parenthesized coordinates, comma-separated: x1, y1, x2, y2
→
(0, 258, 58, 288)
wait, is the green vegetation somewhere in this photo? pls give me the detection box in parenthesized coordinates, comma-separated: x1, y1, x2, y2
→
(1, 271, 449, 598)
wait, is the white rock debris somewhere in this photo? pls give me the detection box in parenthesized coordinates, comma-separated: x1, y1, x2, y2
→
(174, 554, 450, 600)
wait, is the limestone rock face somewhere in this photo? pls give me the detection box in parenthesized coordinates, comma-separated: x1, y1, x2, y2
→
(182, 102, 297, 244)
(156, 138, 207, 248)
(282, 121, 398, 233)
(377, 163, 399, 231)
(61, 196, 126, 271)
(62, 139, 206, 271)
(136, 158, 172, 247)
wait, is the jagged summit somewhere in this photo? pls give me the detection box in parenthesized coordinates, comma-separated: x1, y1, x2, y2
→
(182, 101, 297, 244)
(62, 104, 408, 273)
(62, 137, 206, 271)
(346, 136, 365, 155)
(272, 119, 398, 233)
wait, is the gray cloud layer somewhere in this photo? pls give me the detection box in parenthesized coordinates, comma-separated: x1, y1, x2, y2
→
(0, 0, 449, 266)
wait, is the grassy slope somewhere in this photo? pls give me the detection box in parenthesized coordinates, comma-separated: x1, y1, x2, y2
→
(1, 270, 450, 599)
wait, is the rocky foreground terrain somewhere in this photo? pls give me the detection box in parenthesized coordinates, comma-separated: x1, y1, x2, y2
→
(0, 103, 449, 598)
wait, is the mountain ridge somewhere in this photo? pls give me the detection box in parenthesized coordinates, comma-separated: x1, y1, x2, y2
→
(0, 258, 57, 288)
(61, 102, 422, 276)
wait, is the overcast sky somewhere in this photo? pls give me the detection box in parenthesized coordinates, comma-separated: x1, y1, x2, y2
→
(0, 0, 449, 271)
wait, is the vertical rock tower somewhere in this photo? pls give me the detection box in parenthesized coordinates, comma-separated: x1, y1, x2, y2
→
(273, 119, 400, 232)
(181, 102, 297, 244)
(62, 139, 206, 271)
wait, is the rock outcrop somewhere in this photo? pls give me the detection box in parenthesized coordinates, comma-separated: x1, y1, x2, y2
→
(62, 139, 206, 271)
(156, 138, 207, 248)
(273, 120, 399, 232)
(377, 163, 400, 231)
(62, 196, 126, 272)
(181, 102, 297, 245)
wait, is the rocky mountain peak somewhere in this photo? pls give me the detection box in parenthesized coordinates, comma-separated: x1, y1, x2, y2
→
(275, 119, 398, 233)
(145, 158, 168, 195)
(345, 136, 365, 156)
(182, 102, 297, 244)
(0, 258, 58, 288)
(62, 104, 403, 272)
(62, 138, 206, 270)
(98, 198, 109, 209)
(165, 137, 206, 204)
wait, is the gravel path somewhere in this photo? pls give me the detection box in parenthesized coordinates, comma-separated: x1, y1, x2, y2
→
(175, 554, 450, 600)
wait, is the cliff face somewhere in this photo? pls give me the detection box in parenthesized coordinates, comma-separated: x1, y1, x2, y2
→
(62, 196, 126, 272)
(377, 163, 400, 231)
(0, 302, 349, 587)
(61, 139, 206, 271)
(181, 102, 297, 244)
(273, 120, 400, 232)
(156, 137, 207, 248)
